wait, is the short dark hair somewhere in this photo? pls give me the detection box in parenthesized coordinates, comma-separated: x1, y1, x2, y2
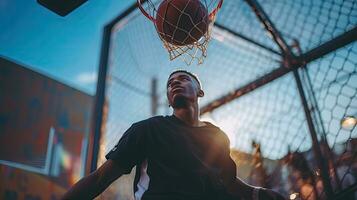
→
(168, 70, 202, 89)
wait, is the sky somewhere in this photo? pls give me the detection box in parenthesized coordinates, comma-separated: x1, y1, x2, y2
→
(0, 0, 136, 95)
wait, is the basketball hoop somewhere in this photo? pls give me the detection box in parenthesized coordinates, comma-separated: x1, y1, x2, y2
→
(138, 0, 224, 65)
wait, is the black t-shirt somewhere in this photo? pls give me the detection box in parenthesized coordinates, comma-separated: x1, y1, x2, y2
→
(106, 115, 238, 200)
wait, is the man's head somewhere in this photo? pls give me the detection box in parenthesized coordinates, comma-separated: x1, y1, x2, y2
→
(167, 70, 204, 108)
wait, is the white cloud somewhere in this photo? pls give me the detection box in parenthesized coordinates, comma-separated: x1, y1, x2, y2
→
(76, 72, 97, 85)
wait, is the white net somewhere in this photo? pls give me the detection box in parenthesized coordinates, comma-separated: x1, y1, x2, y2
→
(138, 0, 223, 65)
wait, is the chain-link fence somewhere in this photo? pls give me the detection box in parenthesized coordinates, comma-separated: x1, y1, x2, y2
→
(95, 0, 357, 199)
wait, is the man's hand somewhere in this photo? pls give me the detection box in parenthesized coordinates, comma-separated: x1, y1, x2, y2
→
(259, 188, 286, 200)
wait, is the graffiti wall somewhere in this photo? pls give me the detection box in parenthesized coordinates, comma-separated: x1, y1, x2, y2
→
(0, 57, 94, 199)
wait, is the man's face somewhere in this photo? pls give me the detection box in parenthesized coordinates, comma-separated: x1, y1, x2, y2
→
(167, 72, 203, 108)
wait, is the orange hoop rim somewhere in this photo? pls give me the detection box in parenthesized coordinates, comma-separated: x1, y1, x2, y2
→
(137, 0, 224, 23)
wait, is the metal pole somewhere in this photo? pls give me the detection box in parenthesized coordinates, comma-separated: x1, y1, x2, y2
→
(293, 69, 334, 199)
(151, 77, 158, 116)
(293, 40, 342, 191)
(244, 0, 293, 58)
(90, 1, 147, 172)
(90, 25, 111, 172)
(200, 66, 289, 114)
(200, 27, 357, 114)
(301, 26, 357, 63)
(214, 22, 281, 56)
(244, 0, 335, 198)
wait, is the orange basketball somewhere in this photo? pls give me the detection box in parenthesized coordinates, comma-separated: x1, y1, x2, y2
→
(155, 0, 209, 46)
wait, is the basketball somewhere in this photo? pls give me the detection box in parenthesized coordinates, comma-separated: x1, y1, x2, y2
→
(155, 0, 209, 46)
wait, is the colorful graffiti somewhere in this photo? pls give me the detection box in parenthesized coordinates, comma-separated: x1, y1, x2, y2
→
(0, 57, 94, 199)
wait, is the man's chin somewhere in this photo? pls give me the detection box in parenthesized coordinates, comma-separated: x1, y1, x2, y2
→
(172, 96, 188, 108)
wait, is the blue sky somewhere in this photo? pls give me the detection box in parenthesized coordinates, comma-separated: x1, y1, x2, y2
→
(0, 0, 136, 95)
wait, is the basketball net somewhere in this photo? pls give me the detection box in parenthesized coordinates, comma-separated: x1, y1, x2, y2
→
(138, 0, 223, 65)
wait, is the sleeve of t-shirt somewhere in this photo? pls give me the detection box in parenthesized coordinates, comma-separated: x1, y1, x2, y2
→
(105, 121, 147, 174)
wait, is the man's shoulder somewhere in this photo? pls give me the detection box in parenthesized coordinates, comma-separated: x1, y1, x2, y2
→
(202, 122, 230, 142)
(202, 121, 225, 133)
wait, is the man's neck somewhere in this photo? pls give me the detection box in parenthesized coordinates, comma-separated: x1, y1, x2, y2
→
(173, 106, 205, 127)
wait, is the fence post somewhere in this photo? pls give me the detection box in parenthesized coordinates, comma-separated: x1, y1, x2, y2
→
(244, 0, 335, 198)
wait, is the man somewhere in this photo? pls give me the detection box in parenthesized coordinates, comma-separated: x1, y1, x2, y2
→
(62, 70, 285, 200)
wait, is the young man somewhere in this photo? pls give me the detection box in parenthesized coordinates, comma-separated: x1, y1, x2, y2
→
(62, 70, 285, 200)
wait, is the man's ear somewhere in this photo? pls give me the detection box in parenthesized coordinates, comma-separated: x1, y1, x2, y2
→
(198, 89, 204, 97)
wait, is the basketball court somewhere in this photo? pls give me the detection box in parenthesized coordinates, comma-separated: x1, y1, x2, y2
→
(0, 0, 356, 199)
(94, 0, 357, 199)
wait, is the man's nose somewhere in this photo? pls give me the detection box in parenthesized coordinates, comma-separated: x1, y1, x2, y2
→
(171, 79, 181, 86)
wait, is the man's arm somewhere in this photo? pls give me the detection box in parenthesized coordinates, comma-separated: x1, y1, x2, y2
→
(227, 177, 285, 200)
(61, 160, 124, 200)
